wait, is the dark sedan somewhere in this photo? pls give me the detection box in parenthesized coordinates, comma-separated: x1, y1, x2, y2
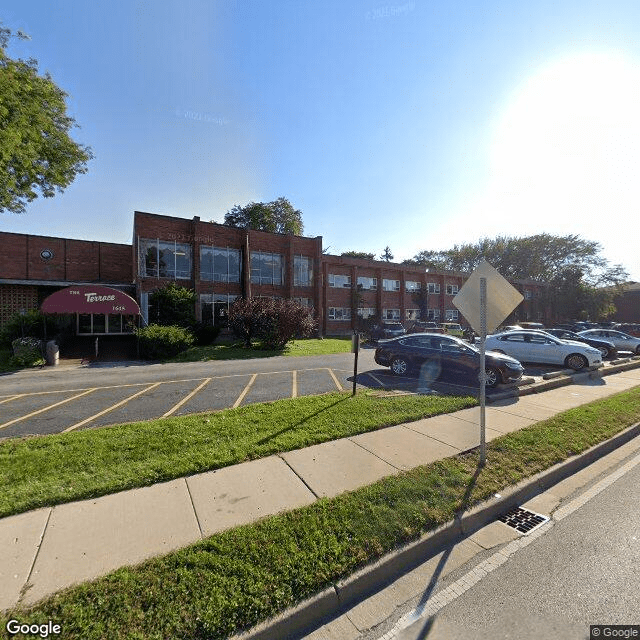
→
(374, 333, 524, 388)
(546, 328, 617, 359)
(368, 322, 406, 341)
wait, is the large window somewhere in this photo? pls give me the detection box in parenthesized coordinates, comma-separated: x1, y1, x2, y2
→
(383, 279, 400, 291)
(357, 307, 376, 318)
(427, 283, 440, 294)
(383, 308, 401, 320)
(328, 274, 351, 288)
(139, 239, 192, 279)
(405, 309, 420, 320)
(200, 246, 240, 283)
(294, 256, 313, 287)
(77, 314, 135, 335)
(445, 309, 459, 320)
(357, 276, 377, 290)
(328, 307, 351, 320)
(427, 308, 440, 320)
(405, 281, 421, 292)
(250, 251, 284, 285)
(200, 293, 239, 327)
(446, 284, 459, 295)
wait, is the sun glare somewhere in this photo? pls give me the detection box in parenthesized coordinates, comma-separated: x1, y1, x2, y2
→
(478, 52, 640, 236)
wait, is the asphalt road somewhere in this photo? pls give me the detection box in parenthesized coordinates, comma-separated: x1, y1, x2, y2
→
(0, 348, 555, 439)
(384, 455, 640, 640)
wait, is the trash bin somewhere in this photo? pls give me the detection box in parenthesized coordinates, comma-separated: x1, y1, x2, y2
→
(46, 340, 59, 366)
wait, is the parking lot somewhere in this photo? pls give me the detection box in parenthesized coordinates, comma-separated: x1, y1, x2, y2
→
(0, 347, 564, 439)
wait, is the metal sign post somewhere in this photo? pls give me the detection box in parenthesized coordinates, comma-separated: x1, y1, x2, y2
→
(479, 277, 487, 466)
(352, 331, 360, 396)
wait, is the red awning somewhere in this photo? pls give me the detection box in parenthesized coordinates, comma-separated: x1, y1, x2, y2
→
(41, 285, 140, 315)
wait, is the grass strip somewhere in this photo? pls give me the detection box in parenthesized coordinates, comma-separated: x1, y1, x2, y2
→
(3, 386, 640, 639)
(168, 337, 353, 362)
(0, 392, 476, 518)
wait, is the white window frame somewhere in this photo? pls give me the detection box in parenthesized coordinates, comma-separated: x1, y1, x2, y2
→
(356, 307, 376, 319)
(328, 307, 351, 320)
(427, 308, 440, 320)
(383, 308, 401, 320)
(405, 281, 421, 292)
(524, 290, 532, 299)
(405, 309, 420, 320)
(445, 309, 459, 321)
(293, 255, 313, 287)
(250, 251, 284, 285)
(139, 238, 192, 279)
(328, 274, 352, 288)
(446, 284, 459, 296)
(383, 279, 401, 291)
(357, 276, 377, 290)
(200, 246, 241, 283)
(427, 283, 441, 294)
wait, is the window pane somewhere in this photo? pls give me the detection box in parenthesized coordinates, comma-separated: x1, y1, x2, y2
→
(228, 249, 240, 283)
(200, 247, 214, 281)
(107, 314, 122, 333)
(78, 314, 92, 334)
(92, 314, 106, 333)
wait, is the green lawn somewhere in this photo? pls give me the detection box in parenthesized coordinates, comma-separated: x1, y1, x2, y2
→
(3, 386, 639, 639)
(0, 391, 476, 518)
(169, 336, 353, 362)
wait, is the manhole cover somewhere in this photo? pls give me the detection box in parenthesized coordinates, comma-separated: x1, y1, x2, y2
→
(498, 506, 549, 534)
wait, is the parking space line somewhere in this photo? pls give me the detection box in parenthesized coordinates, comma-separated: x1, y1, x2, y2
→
(62, 383, 162, 432)
(233, 374, 257, 408)
(366, 372, 387, 387)
(0, 394, 24, 405)
(162, 378, 212, 418)
(327, 368, 343, 391)
(292, 370, 298, 399)
(0, 389, 97, 431)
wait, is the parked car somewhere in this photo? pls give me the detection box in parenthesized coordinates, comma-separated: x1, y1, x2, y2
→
(519, 322, 546, 330)
(545, 329, 617, 359)
(484, 329, 602, 370)
(439, 322, 464, 337)
(368, 322, 406, 341)
(407, 321, 444, 334)
(616, 323, 640, 337)
(578, 329, 640, 354)
(374, 333, 524, 388)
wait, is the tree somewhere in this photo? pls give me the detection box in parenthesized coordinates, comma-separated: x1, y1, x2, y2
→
(148, 283, 197, 328)
(223, 197, 303, 235)
(0, 25, 93, 214)
(341, 250, 376, 260)
(380, 246, 394, 262)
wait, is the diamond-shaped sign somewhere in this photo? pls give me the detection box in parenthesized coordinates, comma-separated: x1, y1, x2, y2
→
(452, 259, 523, 335)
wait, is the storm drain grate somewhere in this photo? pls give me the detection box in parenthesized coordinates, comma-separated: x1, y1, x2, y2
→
(498, 506, 549, 534)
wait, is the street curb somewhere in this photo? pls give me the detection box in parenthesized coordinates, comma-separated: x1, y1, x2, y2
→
(232, 421, 640, 640)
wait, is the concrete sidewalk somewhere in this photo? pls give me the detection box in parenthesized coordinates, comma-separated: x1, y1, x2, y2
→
(2, 363, 640, 613)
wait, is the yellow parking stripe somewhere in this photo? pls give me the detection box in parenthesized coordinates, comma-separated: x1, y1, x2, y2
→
(327, 368, 343, 391)
(366, 372, 387, 387)
(162, 378, 212, 418)
(0, 394, 24, 405)
(0, 389, 97, 431)
(292, 370, 298, 398)
(62, 383, 162, 433)
(233, 374, 257, 408)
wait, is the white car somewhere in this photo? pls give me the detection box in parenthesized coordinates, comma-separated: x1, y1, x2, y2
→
(484, 330, 602, 370)
(578, 329, 640, 355)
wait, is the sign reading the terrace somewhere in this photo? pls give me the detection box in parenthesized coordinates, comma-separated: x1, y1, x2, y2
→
(41, 285, 140, 315)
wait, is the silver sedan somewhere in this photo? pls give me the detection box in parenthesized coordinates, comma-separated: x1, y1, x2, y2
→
(578, 329, 640, 354)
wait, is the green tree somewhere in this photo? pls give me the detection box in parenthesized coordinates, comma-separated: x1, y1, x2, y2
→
(0, 26, 93, 214)
(380, 246, 394, 262)
(223, 197, 303, 235)
(148, 283, 197, 328)
(341, 250, 376, 260)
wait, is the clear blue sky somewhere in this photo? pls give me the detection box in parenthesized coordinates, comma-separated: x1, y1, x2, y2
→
(3, 1, 640, 281)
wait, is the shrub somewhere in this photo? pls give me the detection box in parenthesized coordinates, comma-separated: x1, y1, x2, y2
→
(229, 298, 316, 350)
(135, 324, 195, 360)
(10, 337, 45, 367)
(0, 310, 59, 346)
(147, 283, 197, 328)
(192, 322, 221, 346)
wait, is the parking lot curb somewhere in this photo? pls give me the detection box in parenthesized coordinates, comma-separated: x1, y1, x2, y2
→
(231, 422, 640, 640)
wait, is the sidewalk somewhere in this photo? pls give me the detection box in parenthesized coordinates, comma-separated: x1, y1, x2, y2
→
(2, 362, 640, 614)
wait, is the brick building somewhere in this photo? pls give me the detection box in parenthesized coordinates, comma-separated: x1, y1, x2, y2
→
(0, 210, 547, 336)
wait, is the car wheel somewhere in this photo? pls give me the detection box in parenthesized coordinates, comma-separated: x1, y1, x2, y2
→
(391, 357, 410, 376)
(565, 353, 588, 371)
(635, 345, 640, 355)
(483, 367, 500, 388)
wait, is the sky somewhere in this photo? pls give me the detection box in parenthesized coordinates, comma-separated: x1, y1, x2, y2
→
(2, 0, 640, 281)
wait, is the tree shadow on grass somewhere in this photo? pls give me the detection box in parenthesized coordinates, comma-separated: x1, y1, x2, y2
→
(255, 396, 351, 445)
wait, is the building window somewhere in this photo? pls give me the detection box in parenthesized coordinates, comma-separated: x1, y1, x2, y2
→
(405, 281, 421, 292)
(406, 309, 420, 320)
(77, 314, 135, 335)
(328, 274, 352, 288)
(357, 276, 377, 290)
(524, 290, 532, 299)
(200, 246, 241, 283)
(446, 284, 459, 295)
(293, 297, 312, 307)
(383, 279, 400, 291)
(328, 307, 351, 320)
(251, 251, 284, 285)
(294, 256, 313, 287)
(383, 308, 401, 320)
(427, 283, 440, 294)
(445, 309, 459, 320)
(357, 307, 376, 318)
(139, 238, 192, 279)
(200, 293, 239, 327)
(427, 308, 440, 320)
